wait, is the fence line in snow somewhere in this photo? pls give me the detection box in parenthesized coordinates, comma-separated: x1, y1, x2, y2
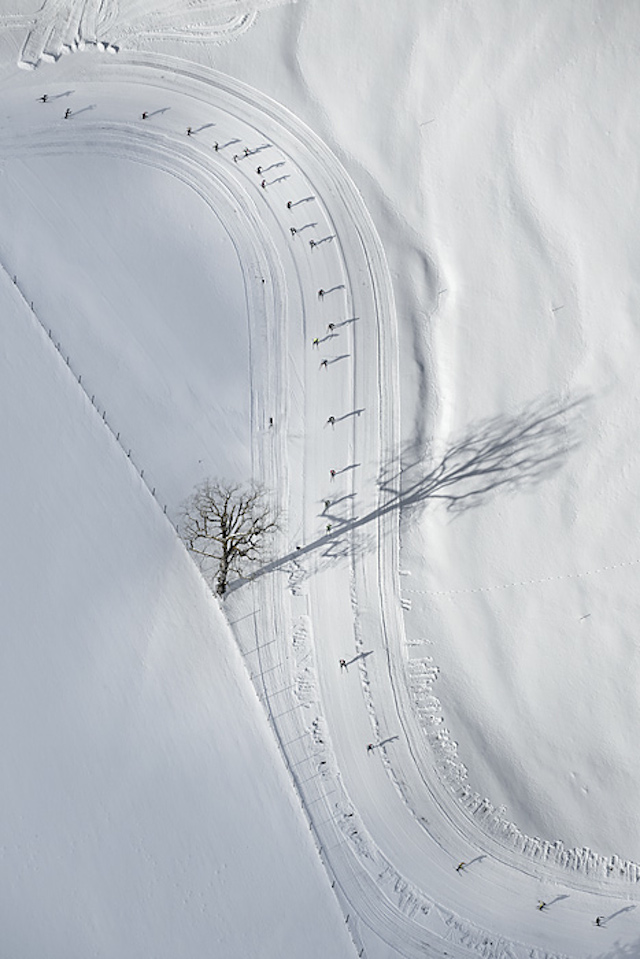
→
(2, 264, 176, 531)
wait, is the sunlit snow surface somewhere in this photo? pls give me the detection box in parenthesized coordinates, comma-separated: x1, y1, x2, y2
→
(2, 3, 640, 958)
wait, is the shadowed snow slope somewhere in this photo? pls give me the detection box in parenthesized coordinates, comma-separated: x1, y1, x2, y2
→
(0, 264, 352, 957)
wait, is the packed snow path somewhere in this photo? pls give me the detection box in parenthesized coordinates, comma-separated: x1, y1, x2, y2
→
(2, 52, 640, 958)
(0, 0, 295, 69)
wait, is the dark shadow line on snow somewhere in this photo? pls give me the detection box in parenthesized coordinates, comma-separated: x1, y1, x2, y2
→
(335, 408, 365, 422)
(319, 284, 346, 296)
(261, 161, 285, 173)
(325, 353, 350, 366)
(226, 394, 588, 592)
(606, 905, 637, 923)
(345, 650, 373, 667)
(67, 104, 96, 117)
(378, 735, 399, 748)
(544, 894, 570, 908)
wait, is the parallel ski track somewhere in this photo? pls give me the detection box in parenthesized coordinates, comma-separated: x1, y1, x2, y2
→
(1, 52, 636, 959)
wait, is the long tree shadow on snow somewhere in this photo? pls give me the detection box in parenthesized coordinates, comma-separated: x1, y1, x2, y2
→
(379, 393, 587, 518)
(227, 394, 587, 590)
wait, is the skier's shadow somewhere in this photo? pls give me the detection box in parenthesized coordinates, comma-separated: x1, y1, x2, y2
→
(49, 90, 74, 100)
(315, 235, 336, 246)
(545, 895, 570, 909)
(297, 222, 318, 233)
(345, 650, 373, 667)
(192, 122, 215, 133)
(322, 493, 357, 521)
(333, 463, 360, 476)
(290, 196, 315, 206)
(334, 316, 358, 328)
(335, 408, 365, 422)
(326, 354, 350, 366)
(378, 735, 399, 748)
(251, 142, 273, 154)
(324, 493, 356, 509)
(605, 904, 637, 923)
(146, 107, 171, 118)
(320, 284, 346, 296)
(220, 138, 241, 149)
(261, 161, 285, 173)
(69, 104, 96, 117)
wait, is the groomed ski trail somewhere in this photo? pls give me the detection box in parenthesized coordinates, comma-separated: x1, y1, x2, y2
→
(2, 52, 639, 959)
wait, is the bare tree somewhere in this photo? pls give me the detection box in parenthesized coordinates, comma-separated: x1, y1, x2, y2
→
(180, 479, 277, 595)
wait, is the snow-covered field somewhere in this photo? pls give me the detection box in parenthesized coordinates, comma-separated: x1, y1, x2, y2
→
(2, 2, 640, 957)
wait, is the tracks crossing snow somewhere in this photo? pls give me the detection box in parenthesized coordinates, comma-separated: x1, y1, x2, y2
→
(1, 52, 638, 958)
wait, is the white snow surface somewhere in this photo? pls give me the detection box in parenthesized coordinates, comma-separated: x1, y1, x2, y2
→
(2, 2, 640, 958)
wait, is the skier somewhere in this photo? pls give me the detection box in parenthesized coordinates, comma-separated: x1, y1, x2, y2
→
(537, 901, 547, 911)
(323, 499, 331, 510)
(312, 337, 320, 348)
(320, 359, 329, 369)
(339, 658, 347, 670)
(326, 523, 332, 533)
(268, 417, 274, 428)
(244, 147, 250, 156)
(327, 322, 335, 332)
(141, 111, 148, 119)
(456, 862, 466, 872)
(286, 200, 292, 209)
(187, 126, 193, 136)
(261, 179, 267, 189)
(367, 743, 375, 754)
(330, 469, 336, 480)
(595, 917, 605, 927)
(290, 227, 297, 237)
(38, 94, 48, 103)
(213, 141, 219, 151)
(309, 239, 316, 248)
(64, 107, 71, 119)
(327, 415, 335, 426)
(256, 166, 262, 175)
(233, 154, 239, 163)
(318, 289, 325, 298)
